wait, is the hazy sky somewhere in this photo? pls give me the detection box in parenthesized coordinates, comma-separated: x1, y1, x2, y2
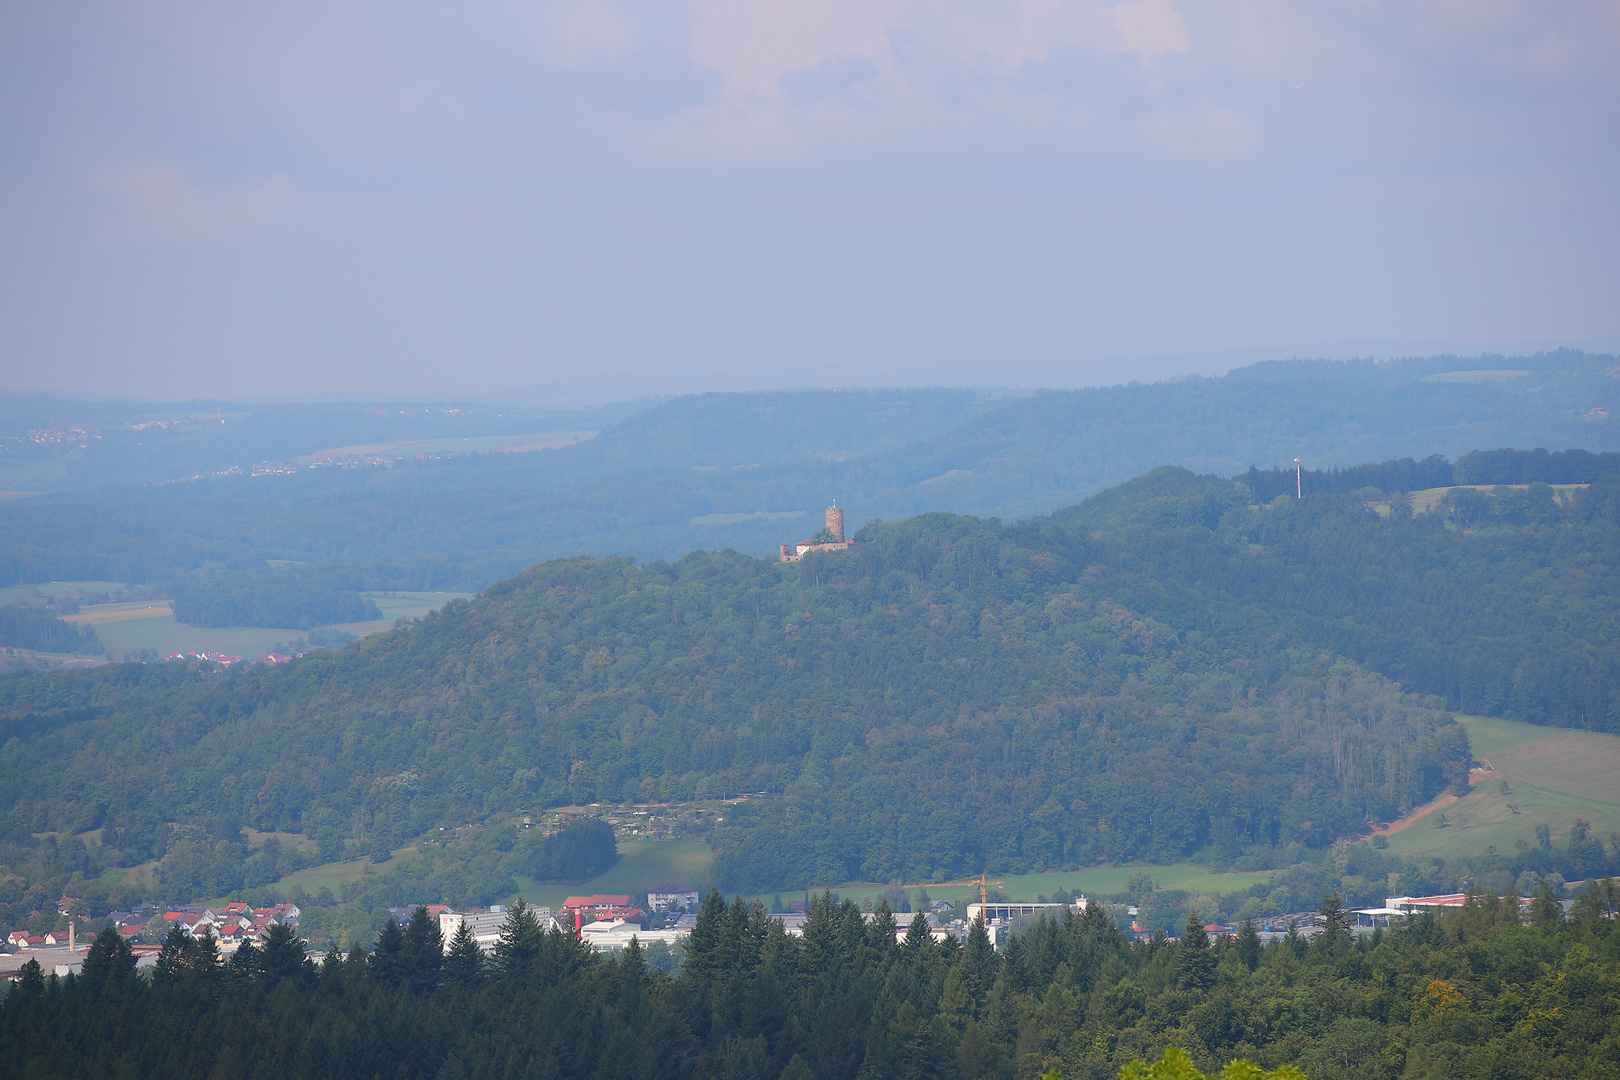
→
(3, 0, 1617, 401)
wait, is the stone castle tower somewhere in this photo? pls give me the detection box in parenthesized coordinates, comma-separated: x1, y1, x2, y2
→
(825, 504, 844, 543)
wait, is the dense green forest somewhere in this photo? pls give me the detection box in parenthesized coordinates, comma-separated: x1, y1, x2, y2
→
(0, 473, 1476, 899)
(170, 569, 381, 629)
(0, 604, 101, 654)
(3, 449, 1620, 922)
(4, 884, 1618, 1080)
(517, 818, 620, 884)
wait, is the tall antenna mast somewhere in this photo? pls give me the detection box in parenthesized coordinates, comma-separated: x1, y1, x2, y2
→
(1294, 458, 1302, 499)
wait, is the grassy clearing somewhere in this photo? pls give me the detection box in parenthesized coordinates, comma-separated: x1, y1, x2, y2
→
(511, 839, 715, 911)
(265, 845, 423, 900)
(60, 600, 173, 626)
(89, 616, 300, 659)
(1489, 730, 1620, 805)
(732, 865, 1276, 910)
(0, 580, 136, 607)
(1459, 713, 1558, 757)
(1407, 483, 1586, 513)
(298, 432, 596, 461)
(1376, 713, 1620, 862)
(326, 592, 472, 638)
(65, 590, 468, 660)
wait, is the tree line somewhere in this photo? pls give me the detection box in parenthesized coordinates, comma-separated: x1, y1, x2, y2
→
(3, 881, 1617, 1080)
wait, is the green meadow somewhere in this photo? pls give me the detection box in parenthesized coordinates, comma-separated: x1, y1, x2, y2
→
(64, 590, 469, 659)
(1377, 713, 1620, 862)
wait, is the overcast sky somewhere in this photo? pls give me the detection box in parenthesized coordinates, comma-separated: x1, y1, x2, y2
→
(2, 0, 1617, 402)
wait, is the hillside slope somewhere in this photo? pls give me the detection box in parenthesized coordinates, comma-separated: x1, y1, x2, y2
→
(5, 464, 1620, 902)
(0, 472, 1465, 898)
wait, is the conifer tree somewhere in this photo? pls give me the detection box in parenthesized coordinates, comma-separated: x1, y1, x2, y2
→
(80, 926, 138, 993)
(684, 888, 727, 996)
(962, 917, 997, 1011)
(260, 923, 308, 984)
(902, 909, 933, 954)
(1532, 877, 1566, 932)
(154, 925, 188, 988)
(404, 905, 444, 994)
(229, 938, 261, 982)
(492, 900, 544, 983)
(867, 899, 898, 963)
(442, 921, 485, 988)
(1235, 919, 1261, 971)
(1175, 912, 1215, 990)
(371, 917, 407, 988)
(185, 930, 225, 991)
(1315, 892, 1354, 958)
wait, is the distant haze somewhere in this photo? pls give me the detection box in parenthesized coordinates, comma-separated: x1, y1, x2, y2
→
(1, 1, 1616, 401)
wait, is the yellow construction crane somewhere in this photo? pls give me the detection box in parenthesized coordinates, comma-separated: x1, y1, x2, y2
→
(895, 874, 1002, 907)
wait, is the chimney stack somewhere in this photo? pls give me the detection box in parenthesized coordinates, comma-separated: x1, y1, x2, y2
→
(825, 505, 844, 543)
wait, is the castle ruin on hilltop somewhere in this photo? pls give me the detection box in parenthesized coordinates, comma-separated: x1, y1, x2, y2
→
(779, 504, 852, 562)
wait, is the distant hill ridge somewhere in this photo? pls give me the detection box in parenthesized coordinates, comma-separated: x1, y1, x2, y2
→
(2, 351, 1616, 597)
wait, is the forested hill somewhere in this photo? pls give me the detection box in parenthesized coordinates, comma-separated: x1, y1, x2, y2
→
(5, 466, 1620, 894)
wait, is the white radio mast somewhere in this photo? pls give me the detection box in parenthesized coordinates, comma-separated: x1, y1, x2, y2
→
(1294, 458, 1302, 499)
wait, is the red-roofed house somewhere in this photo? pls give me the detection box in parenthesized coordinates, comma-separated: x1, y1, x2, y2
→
(561, 895, 632, 912)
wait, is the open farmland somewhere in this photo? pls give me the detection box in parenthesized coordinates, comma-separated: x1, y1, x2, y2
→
(1406, 482, 1587, 512)
(298, 431, 597, 461)
(59, 590, 469, 659)
(1377, 713, 1620, 861)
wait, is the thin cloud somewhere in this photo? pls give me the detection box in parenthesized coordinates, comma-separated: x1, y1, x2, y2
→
(90, 163, 299, 243)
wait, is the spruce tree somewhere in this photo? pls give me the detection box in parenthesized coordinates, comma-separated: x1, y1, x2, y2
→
(81, 926, 137, 992)
(684, 889, 727, 995)
(370, 917, 407, 987)
(186, 931, 225, 991)
(867, 899, 898, 964)
(492, 900, 544, 983)
(404, 906, 444, 994)
(1315, 892, 1354, 958)
(962, 917, 997, 1011)
(902, 910, 933, 954)
(260, 923, 308, 984)
(1235, 919, 1262, 970)
(228, 938, 261, 982)
(443, 921, 485, 988)
(154, 925, 188, 988)
(1174, 912, 1214, 990)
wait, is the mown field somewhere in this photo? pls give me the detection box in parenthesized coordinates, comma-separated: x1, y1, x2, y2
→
(298, 431, 597, 460)
(1377, 713, 1620, 862)
(1405, 482, 1587, 512)
(58, 589, 469, 659)
(506, 837, 1276, 911)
